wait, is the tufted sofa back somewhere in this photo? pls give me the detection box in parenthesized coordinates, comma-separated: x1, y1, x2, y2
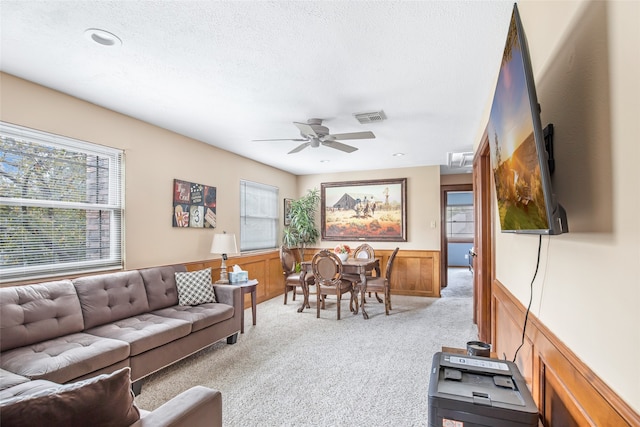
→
(139, 265, 186, 311)
(73, 270, 150, 329)
(0, 280, 85, 352)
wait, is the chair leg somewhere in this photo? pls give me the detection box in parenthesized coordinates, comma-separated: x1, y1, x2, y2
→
(386, 288, 391, 314)
(336, 292, 341, 320)
(317, 291, 321, 318)
(284, 287, 288, 305)
(293, 287, 297, 301)
(375, 292, 383, 303)
(351, 290, 359, 314)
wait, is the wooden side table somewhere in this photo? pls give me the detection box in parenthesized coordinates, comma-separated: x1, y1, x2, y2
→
(235, 279, 258, 333)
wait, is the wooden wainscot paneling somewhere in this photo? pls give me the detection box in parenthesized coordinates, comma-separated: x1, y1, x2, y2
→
(186, 248, 442, 308)
(185, 250, 283, 309)
(306, 248, 441, 298)
(388, 249, 440, 298)
(492, 279, 640, 427)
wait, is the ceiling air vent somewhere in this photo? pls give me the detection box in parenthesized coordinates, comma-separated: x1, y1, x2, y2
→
(447, 152, 474, 168)
(354, 110, 387, 124)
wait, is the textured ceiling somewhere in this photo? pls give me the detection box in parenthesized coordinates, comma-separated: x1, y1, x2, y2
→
(0, 0, 514, 175)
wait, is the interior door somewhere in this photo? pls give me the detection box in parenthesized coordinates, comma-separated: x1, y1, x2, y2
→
(473, 131, 493, 343)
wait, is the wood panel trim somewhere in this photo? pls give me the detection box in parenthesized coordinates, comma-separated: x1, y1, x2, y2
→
(5, 247, 440, 306)
(184, 250, 284, 308)
(184, 248, 441, 304)
(492, 278, 640, 426)
(306, 247, 440, 298)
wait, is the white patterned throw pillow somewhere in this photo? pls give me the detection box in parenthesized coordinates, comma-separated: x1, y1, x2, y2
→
(175, 268, 216, 306)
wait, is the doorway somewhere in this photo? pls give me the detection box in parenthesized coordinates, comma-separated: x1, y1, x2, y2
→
(472, 132, 493, 343)
(440, 184, 473, 288)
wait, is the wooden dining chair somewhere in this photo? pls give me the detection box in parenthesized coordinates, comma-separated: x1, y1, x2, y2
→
(362, 247, 399, 316)
(350, 243, 382, 303)
(311, 250, 357, 320)
(353, 243, 375, 260)
(280, 245, 314, 306)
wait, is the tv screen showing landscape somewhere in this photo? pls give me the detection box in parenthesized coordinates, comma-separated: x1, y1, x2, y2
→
(487, 5, 553, 233)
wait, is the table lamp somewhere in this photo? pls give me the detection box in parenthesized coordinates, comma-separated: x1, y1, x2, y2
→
(210, 232, 238, 284)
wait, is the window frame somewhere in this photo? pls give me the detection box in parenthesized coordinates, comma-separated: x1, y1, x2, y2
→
(239, 179, 278, 252)
(0, 122, 124, 283)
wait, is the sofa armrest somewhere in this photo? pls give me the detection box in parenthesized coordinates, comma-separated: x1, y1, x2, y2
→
(133, 386, 222, 427)
(213, 284, 241, 313)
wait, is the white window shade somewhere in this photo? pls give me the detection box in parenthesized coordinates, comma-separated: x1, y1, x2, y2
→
(240, 180, 278, 251)
(0, 122, 124, 282)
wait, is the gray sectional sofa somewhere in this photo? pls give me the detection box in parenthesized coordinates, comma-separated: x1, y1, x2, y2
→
(0, 367, 222, 427)
(0, 264, 241, 425)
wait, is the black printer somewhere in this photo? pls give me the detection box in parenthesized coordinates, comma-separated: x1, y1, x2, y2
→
(429, 352, 538, 427)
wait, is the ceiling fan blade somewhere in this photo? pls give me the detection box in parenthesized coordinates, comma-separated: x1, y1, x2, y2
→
(329, 131, 375, 140)
(293, 122, 318, 138)
(252, 138, 308, 142)
(322, 140, 358, 153)
(288, 142, 311, 154)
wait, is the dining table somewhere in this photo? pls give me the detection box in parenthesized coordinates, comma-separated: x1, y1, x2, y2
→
(298, 257, 381, 319)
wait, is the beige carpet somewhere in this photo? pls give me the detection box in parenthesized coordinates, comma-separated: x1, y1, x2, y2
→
(135, 268, 477, 426)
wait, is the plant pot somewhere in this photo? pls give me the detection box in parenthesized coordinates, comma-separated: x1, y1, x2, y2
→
(337, 253, 348, 262)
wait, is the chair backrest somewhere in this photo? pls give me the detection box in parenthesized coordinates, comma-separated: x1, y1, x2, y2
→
(312, 250, 343, 286)
(354, 243, 375, 259)
(280, 246, 297, 274)
(385, 247, 400, 281)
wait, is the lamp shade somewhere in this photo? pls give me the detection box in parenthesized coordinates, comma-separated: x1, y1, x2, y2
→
(210, 233, 238, 255)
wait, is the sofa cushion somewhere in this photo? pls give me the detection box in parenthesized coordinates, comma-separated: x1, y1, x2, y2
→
(0, 280, 85, 352)
(0, 369, 30, 391)
(73, 270, 150, 329)
(175, 268, 216, 306)
(151, 302, 235, 332)
(0, 332, 130, 384)
(0, 379, 60, 400)
(139, 265, 186, 311)
(85, 314, 191, 356)
(0, 367, 139, 427)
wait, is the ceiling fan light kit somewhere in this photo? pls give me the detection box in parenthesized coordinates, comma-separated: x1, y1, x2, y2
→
(254, 118, 376, 155)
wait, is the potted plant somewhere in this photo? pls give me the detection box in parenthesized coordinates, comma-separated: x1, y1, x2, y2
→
(282, 188, 320, 262)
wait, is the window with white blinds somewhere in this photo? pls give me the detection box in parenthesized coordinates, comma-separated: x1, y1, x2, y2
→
(0, 122, 124, 283)
(240, 180, 278, 251)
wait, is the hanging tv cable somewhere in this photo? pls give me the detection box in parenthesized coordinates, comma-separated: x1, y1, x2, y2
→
(513, 234, 543, 363)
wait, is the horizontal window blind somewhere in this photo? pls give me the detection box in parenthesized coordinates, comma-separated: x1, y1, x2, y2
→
(240, 180, 278, 251)
(0, 122, 124, 282)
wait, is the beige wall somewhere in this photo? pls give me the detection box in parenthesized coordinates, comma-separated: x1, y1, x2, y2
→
(484, 1, 639, 411)
(0, 73, 298, 269)
(0, 73, 442, 267)
(440, 173, 472, 186)
(297, 167, 442, 252)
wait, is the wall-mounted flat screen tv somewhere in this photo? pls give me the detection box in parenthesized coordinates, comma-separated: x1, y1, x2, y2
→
(488, 4, 568, 235)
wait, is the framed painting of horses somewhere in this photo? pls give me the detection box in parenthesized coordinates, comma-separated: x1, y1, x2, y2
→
(321, 178, 407, 241)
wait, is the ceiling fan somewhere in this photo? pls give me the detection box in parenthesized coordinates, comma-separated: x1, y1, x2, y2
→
(253, 118, 375, 154)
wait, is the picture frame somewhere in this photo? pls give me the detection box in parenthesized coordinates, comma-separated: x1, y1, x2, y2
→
(284, 198, 293, 226)
(173, 179, 217, 228)
(321, 178, 407, 241)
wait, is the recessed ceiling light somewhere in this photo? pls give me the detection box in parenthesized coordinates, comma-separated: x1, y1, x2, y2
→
(392, 153, 405, 157)
(319, 160, 330, 163)
(84, 28, 122, 47)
